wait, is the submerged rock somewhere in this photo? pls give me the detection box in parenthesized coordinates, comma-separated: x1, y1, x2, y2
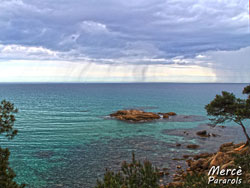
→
(110, 109, 176, 123)
(196, 130, 210, 137)
(196, 130, 219, 138)
(187, 144, 200, 149)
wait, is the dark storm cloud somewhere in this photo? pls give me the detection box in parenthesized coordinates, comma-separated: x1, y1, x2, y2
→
(0, 0, 249, 63)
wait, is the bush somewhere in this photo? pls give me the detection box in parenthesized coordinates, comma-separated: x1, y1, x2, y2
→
(181, 173, 216, 188)
(181, 173, 250, 188)
(234, 153, 250, 172)
(95, 153, 160, 188)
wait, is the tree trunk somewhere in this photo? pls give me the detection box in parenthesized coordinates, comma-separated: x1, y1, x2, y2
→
(238, 121, 250, 146)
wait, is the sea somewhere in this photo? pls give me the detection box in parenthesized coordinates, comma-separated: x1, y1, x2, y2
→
(0, 83, 248, 188)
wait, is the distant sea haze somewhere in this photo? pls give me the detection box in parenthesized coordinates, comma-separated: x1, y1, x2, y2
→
(0, 83, 248, 188)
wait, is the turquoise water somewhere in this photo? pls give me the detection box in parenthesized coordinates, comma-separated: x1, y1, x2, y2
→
(0, 83, 248, 187)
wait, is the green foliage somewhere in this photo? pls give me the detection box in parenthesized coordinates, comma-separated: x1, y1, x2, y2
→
(181, 173, 250, 188)
(0, 148, 25, 188)
(206, 92, 242, 124)
(181, 173, 216, 188)
(95, 153, 160, 188)
(243, 85, 250, 95)
(234, 153, 250, 172)
(0, 100, 18, 139)
(0, 100, 25, 188)
(205, 85, 250, 143)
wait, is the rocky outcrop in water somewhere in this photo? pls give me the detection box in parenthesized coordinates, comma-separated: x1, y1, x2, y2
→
(110, 109, 177, 122)
(196, 130, 218, 138)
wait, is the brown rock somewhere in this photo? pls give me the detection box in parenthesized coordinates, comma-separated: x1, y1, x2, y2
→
(193, 153, 212, 160)
(165, 172, 170, 176)
(183, 131, 189, 135)
(110, 109, 161, 122)
(233, 142, 245, 148)
(245, 173, 250, 178)
(163, 114, 170, 118)
(163, 167, 169, 171)
(196, 130, 210, 137)
(221, 161, 234, 169)
(167, 182, 183, 187)
(172, 158, 183, 161)
(158, 112, 171, 118)
(173, 177, 181, 181)
(187, 144, 199, 149)
(183, 155, 190, 159)
(211, 133, 218, 137)
(189, 159, 205, 170)
(200, 159, 210, 170)
(186, 160, 192, 167)
(219, 142, 234, 152)
(218, 125, 226, 128)
(158, 171, 165, 177)
(110, 110, 128, 116)
(220, 142, 234, 147)
(173, 174, 178, 177)
(167, 112, 177, 116)
(210, 152, 231, 167)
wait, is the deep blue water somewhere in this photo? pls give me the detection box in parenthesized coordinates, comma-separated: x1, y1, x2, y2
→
(0, 83, 248, 187)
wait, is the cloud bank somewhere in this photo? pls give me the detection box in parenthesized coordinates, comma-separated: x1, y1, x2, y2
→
(0, 0, 249, 82)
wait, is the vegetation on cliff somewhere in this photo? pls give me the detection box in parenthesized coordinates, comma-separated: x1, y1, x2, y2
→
(0, 100, 25, 188)
(95, 153, 160, 188)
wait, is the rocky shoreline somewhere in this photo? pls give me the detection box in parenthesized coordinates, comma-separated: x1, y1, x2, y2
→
(157, 124, 250, 187)
(164, 142, 250, 187)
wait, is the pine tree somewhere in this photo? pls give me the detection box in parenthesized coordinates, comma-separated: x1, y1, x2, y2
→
(205, 85, 250, 145)
(0, 100, 25, 188)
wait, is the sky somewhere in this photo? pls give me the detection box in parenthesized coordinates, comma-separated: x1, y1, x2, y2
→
(0, 0, 249, 83)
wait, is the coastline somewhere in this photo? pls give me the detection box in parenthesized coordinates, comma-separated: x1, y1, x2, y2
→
(160, 124, 250, 186)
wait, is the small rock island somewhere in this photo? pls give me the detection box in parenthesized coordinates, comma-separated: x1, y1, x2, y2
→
(110, 109, 176, 122)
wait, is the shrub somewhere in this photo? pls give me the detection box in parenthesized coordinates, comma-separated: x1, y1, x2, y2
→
(95, 153, 160, 188)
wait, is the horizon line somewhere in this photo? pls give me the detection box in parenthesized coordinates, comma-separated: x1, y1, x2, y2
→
(0, 82, 249, 84)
